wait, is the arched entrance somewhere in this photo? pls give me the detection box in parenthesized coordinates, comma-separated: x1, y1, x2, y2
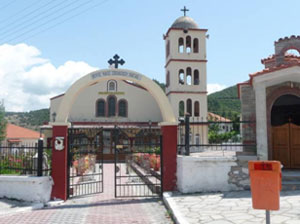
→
(271, 94, 300, 168)
(51, 68, 178, 200)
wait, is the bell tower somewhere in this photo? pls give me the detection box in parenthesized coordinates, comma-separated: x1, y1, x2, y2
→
(164, 7, 208, 122)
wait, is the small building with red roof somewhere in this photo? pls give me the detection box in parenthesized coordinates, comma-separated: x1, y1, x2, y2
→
(237, 35, 300, 169)
(3, 123, 42, 146)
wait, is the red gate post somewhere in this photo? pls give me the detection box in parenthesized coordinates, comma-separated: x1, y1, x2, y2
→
(161, 124, 177, 192)
(51, 124, 69, 200)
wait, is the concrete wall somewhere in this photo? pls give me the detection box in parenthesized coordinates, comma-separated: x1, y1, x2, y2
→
(177, 155, 239, 193)
(0, 176, 53, 203)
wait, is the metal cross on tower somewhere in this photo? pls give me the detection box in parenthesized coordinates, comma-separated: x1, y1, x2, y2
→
(181, 6, 189, 16)
(108, 54, 125, 69)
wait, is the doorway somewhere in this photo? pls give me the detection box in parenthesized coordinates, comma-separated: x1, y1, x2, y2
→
(271, 94, 300, 168)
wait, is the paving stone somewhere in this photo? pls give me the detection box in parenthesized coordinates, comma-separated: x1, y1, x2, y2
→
(165, 190, 300, 224)
(0, 164, 173, 224)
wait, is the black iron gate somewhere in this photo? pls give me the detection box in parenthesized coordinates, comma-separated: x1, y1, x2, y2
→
(114, 127, 163, 198)
(68, 128, 104, 198)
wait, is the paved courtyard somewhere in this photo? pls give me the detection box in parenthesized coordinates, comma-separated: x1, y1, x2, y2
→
(0, 164, 173, 224)
(164, 191, 300, 224)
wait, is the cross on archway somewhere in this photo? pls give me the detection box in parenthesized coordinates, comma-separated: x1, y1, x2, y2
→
(108, 54, 125, 69)
(181, 6, 189, 16)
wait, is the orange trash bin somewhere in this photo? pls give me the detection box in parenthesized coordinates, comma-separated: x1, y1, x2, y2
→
(248, 161, 281, 211)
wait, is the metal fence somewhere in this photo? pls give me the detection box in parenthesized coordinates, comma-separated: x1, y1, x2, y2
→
(177, 113, 256, 156)
(0, 139, 51, 176)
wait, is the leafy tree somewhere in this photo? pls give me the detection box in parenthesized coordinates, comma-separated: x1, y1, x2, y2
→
(152, 79, 166, 92)
(0, 101, 7, 141)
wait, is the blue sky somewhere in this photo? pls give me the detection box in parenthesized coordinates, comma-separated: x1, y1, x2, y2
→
(0, 0, 299, 111)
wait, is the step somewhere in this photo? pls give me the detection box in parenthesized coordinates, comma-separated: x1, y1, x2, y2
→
(282, 181, 300, 191)
(282, 171, 300, 182)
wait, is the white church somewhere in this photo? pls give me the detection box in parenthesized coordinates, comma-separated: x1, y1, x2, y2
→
(43, 11, 208, 159)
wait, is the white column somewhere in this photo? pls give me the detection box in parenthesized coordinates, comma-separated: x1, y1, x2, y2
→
(254, 83, 268, 160)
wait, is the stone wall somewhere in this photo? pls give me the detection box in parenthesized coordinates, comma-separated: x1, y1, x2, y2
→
(240, 85, 256, 153)
(228, 155, 257, 190)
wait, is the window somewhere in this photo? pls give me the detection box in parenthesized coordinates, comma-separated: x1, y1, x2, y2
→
(186, 67, 192, 85)
(186, 36, 191, 53)
(118, 100, 127, 117)
(107, 96, 116, 116)
(194, 101, 200, 117)
(178, 38, 184, 53)
(96, 99, 105, 117)
(187, 99, 192, 116)
(194, 70, 199, 85)
(179, 69, 184, 85)
(166, 40, 170, 57)
(166, 71, 170, 87)
(107, 80, 117, 92)
(193, 38, 199, 53)
(179, 101, 184, 117)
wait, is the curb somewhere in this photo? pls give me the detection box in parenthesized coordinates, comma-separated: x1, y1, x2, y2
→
(163, 192, 188, 224)
(0, 202, 44, 217)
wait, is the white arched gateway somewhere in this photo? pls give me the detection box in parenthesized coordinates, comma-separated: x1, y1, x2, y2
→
(54, 68, 176, 125)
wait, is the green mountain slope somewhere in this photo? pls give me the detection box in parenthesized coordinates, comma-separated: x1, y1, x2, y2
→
(5, 109, 49, 131)
(207, 85, 241, 116)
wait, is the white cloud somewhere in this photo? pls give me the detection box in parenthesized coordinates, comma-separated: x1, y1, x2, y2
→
(207, 83, 227, 94)
(0, 43, 97, 112)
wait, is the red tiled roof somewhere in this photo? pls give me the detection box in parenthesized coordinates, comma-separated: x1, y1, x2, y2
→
(6, 123, 42, 139)
(208, 112, 231, 122)
(249, 63, 300, 84)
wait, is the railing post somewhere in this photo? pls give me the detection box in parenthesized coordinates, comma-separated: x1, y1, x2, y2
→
(37, 139, 43, 176)
(185, 114, 190, 156)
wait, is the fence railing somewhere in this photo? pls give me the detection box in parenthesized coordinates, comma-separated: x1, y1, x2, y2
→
(177, 114, 256, 156)
(0, 139, 51, 176)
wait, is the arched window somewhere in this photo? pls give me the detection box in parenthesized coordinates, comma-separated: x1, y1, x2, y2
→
(166, 71, 170, 87)
(96, 99, 105, 117)
(194, 101, 200, 117)
(186, 36, 191, 53)
(166, 40, 170, 58)
(194, 69, 199, 85)
(186, 67, 192, 85)
(178, 38, 184, 53)
(193, 38, 199, 53)
(179, 101, 184, 117)
(179, 69, 184, 85)
(284, 49, 300, 56)
(187, 99, 192, 116)
(107, 95, 116, 117)
(107, 80, 117, 92)
(118, 100, 127, 117)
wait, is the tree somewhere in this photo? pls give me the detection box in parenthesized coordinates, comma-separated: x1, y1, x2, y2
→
(152, 79, 166, 92)
(0, 100, 7, 142)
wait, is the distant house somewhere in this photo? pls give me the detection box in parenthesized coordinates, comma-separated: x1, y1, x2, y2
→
(207, 112, 233, 134)
(2, 123, 42, 146)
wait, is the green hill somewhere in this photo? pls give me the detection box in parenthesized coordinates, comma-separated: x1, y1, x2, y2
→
(3, 85, 240, 130)
(207, 85, 241, 117)
(5, 109, 49, 131)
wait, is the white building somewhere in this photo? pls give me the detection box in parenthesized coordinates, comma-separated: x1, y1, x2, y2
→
(44, 12, 209, 159)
